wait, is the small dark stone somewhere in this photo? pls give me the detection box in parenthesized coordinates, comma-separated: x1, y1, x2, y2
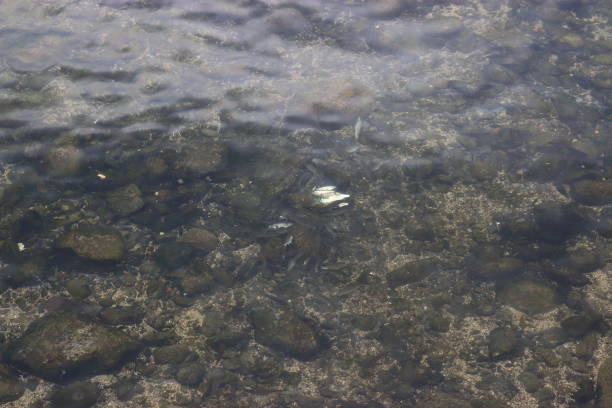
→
(45, 145, 82, 177)
(488, 327, 519, 359)
(576, 332, 599, 360)
(175, 141, 227, 176)
(155, 241, 193, 270)
(114, 380, 144, 401)
(50, 381, 99, 408)
(179, 228, 218, 252)
(175, 362, 206, 386)
(397, 359, 433, 387)
(596, 208, 612, 237)
(571, 180, 612, 206)
(561, 313, 601, 338)
(574, 378, 596, 403)
(65, 279, 91, 299)
(250, 308, 322, 360)
(596, 357, 612, 408)
(427, 312, 450, 332)
(533, 203, 586, 244)
(7, 312, 141, 382)
(153, 344, 192, 365)
(0, 363, 25, 403)
(100, 305, 144, 325)
(498, 280, 558, 314)
(483, 63, 518, 84)
(541, 259, 590, 287)
(519, 371, 543, 393)
(471, 257, 524, 282)
(179, 272, 215, 296)
(107, 184, 145, 216)
(387, 259, 438, 288)
(568, 248, 604, 273)
(56, 225, 126, 262)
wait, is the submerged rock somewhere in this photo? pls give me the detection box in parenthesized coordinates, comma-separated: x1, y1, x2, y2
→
(179, 228, 218, 251)
(45, 145, 82, 177)
(153, 344, 193, 365)
(175, 141, 227, 175)
(571, 180, 612, 206)
(56, 225, 126, 261)
(596, 358, 612, 408)
(0, 363, 25, 403)
(498, 281, 558, 314)
(488, 327, 520, 359)
(50, 381, 99, 408)
(107, 184, 145, 216)
(7, 312, 141, 382)
(155, 241, 193, 270)
(532, 203, 586, 244)
(250, 308, 322, 360)
(387, 259, 438, 288)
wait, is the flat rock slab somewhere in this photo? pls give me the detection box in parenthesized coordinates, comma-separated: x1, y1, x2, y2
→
(7, 312, 141, 382)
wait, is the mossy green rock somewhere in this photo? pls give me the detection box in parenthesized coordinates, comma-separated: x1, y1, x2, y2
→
(56, 225, 126, 261)
(50, 381, 99, 408)
(0, 363, 25, 403)
(250, 308, 322, 360)
(107, 184, 144, 216)
(7, 312, 141, 382)
(498, 281, 558, 314)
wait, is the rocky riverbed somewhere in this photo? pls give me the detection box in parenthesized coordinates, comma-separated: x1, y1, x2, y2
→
(0, 0, 610, 407)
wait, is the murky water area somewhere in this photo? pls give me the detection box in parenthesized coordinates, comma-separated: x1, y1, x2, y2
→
(0, 0, 610, 407)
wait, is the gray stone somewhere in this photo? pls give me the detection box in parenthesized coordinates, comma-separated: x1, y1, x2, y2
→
(596, 358, 612, 408)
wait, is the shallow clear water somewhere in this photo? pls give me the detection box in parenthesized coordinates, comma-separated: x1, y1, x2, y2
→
(0, 1, 610, 407)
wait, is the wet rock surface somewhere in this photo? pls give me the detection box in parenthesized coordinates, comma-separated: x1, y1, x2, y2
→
(7, 312, 141, 382)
